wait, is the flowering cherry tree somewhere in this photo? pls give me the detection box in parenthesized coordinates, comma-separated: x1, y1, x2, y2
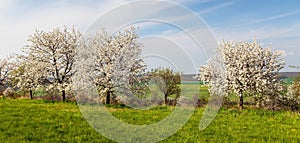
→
(25, 27, 82, 101)
(76, 27, 146, 104)
(9, 55, 47, 99)
(0, 56, 14, 94)
(197, 40, 285, 109)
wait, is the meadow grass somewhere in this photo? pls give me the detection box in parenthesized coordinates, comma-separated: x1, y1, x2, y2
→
(0, 99, 299, 143)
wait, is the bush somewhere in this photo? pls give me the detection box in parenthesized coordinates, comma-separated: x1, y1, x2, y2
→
(277, 83, 300, 111)
(3, 87, 16, 99)
(149, 68, 181, 105)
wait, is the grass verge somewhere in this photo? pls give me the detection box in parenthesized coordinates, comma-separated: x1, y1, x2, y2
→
(0, 99, 299, 142)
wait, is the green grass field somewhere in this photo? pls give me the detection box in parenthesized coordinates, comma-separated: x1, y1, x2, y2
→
(0, 99, 299, 143)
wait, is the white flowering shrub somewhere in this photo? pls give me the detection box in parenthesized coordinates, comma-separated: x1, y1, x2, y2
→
(197, 40, 285, 109)
(198, 51, 227, 97)
(24, 26, 82, 101)
(3, 87, 15, 98)
(0, 56, 14, 94)
(277, 79, 300, 111)
(9, 55, 46, 99)
(75, 27, 146, 104)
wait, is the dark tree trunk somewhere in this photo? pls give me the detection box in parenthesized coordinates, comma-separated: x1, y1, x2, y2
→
(30, 89, 33, 99)
(106, 91, 111, 105)
(174, 97, 178, 106)
(239, 94, 244, 110)
(164, 95, 168, 105)
(62, 90, 66, 101)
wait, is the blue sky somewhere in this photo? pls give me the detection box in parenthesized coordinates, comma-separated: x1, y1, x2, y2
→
(0, 0, 299, 73)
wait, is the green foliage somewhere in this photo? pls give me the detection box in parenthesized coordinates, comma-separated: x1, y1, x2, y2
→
(149, 68, 181, 105)
(291, 76, 300, 98)
(277, 76, 300, 111)
(0, 99, 300, 142)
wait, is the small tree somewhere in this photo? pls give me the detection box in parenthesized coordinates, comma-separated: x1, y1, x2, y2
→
(25, 26, 82, 101)
(149, 67, 181, 105)
(279, 82, 300, 111)
(82, 27, 146, 104)
(198, 40, 285, 109)
(279, 65, 300, 110)
(288, 65, 300, 98)
(0, 56, 14, 95)
(9, 55, 46, 99)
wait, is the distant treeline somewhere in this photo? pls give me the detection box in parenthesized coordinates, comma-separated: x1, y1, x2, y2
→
(182, 72, 300, 82)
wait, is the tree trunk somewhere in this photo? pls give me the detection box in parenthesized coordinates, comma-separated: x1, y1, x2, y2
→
(164, 95, 168, 105)
(30, 89, 33, 99)
(239, 94, 243, 110)
(174, 95, 179, 106)
(62, 90, 66, 101)
(106, 91, 111, 105)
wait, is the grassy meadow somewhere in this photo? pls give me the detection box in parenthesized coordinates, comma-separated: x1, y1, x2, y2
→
(0, 101, 300, 142)
(0, 82, 299, 142)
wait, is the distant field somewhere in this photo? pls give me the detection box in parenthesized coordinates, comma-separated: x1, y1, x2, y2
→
(0, 99, 299, 142)
(181, 81, 209, 99)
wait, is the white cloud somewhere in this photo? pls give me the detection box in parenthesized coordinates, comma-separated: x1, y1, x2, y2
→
(1, 0, 217, 74)
(138, 26, 218, 73)
(173, 0, 217, 6)
(198, 1, 234, 15)
(248, 10, 300, 25)
(0, 1, 15, 13)
(0, 0, 222, 73)
(212, 10, 300, 29)
(0, 0, 131, 58)
(214, 23, 300, 41)
(288, 51, 295, 56)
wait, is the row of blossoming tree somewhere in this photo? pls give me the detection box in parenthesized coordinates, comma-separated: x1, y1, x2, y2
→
(0, 26, 299, 110)
(0, 26, 181, 105)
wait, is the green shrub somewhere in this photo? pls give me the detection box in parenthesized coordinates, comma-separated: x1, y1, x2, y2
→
(149, 67, 181, 105)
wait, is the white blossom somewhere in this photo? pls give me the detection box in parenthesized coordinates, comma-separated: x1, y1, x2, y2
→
(8, 54, 46, 98)
(0, 55, 15, 93)
(24, 26, 82, 101)
(74, 27, 146, 104)
(197, 39, 285, 109)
